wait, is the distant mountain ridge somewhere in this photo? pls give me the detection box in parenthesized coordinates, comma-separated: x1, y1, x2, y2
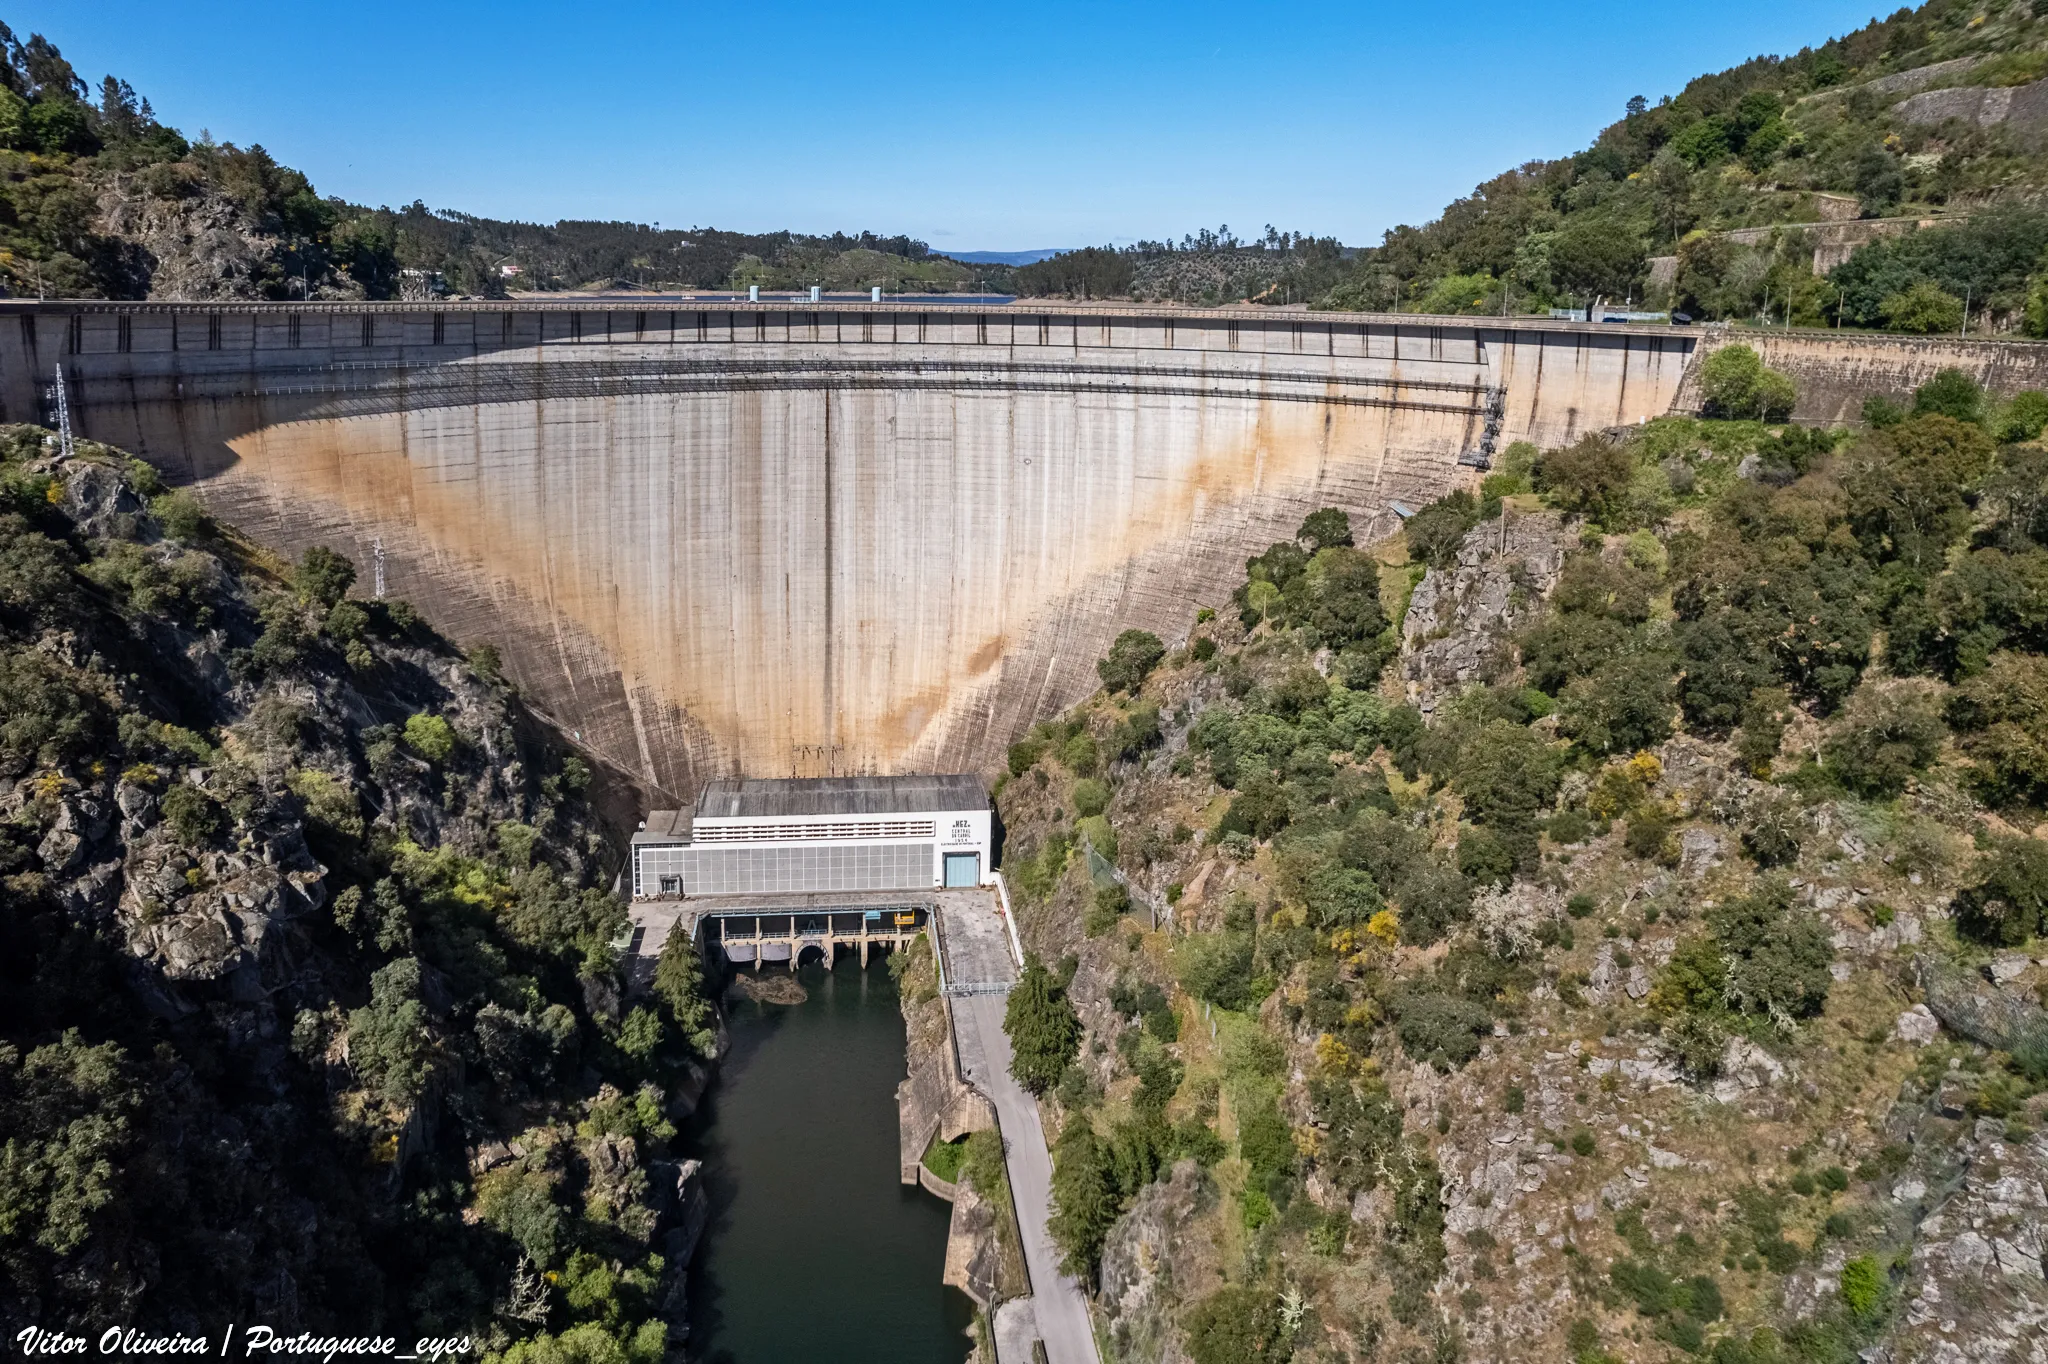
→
(945, 249, 1075, 266)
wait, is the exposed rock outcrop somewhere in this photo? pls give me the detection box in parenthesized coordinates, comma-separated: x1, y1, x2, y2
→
(1888, 1122, 2048, 1363)
(1099, 1161, 1220, 1364)
(1401, 509, 1572, 713)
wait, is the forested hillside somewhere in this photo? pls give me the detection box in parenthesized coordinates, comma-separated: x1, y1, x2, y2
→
(0, 22, 964, 300)
(0, 427, 718, 1358)
(993, 355, 2048, 1363)
(1318, 0, 2048, 330)
(1008, 0, 2048, 332)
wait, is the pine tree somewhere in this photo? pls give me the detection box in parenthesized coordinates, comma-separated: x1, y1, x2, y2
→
(1003, 954, 1079, 1094)
(1047, 1120, 1119, 1281)
(654, 929, 717, 1059)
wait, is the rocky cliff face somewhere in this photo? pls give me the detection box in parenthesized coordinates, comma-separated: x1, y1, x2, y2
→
(0, 427, 710, 1355)
(996, 486, 2048, 1364)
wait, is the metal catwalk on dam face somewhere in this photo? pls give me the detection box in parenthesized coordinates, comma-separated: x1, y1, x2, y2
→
(0, 300, 1697, 797)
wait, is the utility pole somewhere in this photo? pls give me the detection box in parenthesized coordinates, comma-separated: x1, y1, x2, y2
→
(372, 535, 386, 599)
(1961, 287, 1971, 338)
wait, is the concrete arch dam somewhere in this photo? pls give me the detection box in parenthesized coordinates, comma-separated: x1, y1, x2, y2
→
(2, 301, 1697, 796)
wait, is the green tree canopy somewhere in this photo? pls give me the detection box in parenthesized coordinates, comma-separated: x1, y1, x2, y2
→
(1097, 629, 1166, 696)
(1004, 955, 1081, 1094)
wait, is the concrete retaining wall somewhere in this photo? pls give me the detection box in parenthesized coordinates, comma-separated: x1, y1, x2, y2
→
(1677, 328, 2048, 425)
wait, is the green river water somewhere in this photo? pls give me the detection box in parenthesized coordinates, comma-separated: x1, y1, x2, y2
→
(680, 957, 974, 1363)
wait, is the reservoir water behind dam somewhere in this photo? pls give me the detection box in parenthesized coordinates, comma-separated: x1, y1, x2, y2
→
(680, 957, 974, 1363)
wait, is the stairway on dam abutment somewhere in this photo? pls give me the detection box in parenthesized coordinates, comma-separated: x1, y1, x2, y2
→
(13, 298, 2038, 803)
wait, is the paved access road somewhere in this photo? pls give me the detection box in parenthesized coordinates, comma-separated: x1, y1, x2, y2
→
(940, 894, 1099, 1364)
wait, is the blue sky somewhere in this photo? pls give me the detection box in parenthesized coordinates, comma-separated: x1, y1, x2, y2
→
(23, 0, 1882, 251)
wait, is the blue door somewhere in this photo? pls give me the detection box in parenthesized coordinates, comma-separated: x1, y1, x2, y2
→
(943, 852, 979, 888)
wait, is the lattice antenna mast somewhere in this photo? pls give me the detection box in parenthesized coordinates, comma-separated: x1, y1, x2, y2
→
(53, 363, 75, 460)
(372, 535, 387, 598)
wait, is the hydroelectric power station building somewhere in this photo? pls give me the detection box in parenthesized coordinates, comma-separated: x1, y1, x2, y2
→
(629, 775, 993, 901)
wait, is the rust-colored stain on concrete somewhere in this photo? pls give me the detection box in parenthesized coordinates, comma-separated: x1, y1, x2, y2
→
(28, 316, 1702, 792)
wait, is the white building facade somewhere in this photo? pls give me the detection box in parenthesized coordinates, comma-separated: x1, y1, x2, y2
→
(631, 774, 993, 900)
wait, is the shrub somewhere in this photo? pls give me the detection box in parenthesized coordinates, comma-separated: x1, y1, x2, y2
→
(1994, 390, 2048, 444)
(1237, 1096, 1296, 1183)
(1760, 1237, 1802, 1273)
(1111, 702, 1162, 760)
(1061, 730, 1100, 775)
(1740, 798, 1802, 868)
(293, 545, 357, 607)
(1844, 416, 1997, 569)
(158, 783, 221, 843)
(1077, 814, 1117, 861)
(1457, 824, 1517, 888)
(1839, 1255, 1883, 1320)
(1822, 676, 1948, 798)
(1558, 652, 1676, 755)
(1404, 491, 1479, 568)
(1660, 1011, 1728, 1080)
(1182, 1285, 1286, 1364)
(0, 648, 101, 773)
(1700, 345, 1798, 420)
(1546, 808, 1593, 845)
(403, 713, 457, 762)
(1176, 929, 1257, 1009)
(1952, 836, 2048, 946)
(1913, 368, 1985, 424)
(1218, 772, 1289, 842)
(923, 1136, 968, 1184)
(150, 490, 210, 540)
(1394, 991, 1492, 1071)
(1951, 652, 2048, 805)
(1537, 435, 1636, 522)
(1882, 281, 1965, 335)
(1086, 884, 1129, 937)
(1097, 629, 1166, 696)
(1006, 738, 1044, 776)
(1711, 882, 1834, 1025)
(1624, 803, 1676, 863)
(1569, 1129, 1596, 1157)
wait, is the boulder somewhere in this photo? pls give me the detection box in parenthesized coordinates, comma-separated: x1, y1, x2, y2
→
(1895, 1004, 1941, 1046)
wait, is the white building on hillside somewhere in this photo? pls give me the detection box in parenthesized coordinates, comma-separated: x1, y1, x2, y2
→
(630, 774, 992, 900)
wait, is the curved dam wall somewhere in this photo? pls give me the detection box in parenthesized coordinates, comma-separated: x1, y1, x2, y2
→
(1, 301, 1695, 796)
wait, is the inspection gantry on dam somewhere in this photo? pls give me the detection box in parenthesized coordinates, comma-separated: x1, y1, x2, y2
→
(629, 774, 997, 970)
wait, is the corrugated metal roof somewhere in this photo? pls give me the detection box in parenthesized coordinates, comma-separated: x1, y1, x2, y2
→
(693, 774, 987, 819)
(632, 809, 694, 844)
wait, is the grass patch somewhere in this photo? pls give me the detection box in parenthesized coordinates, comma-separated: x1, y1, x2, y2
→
(923, 1135, 968, 1184)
